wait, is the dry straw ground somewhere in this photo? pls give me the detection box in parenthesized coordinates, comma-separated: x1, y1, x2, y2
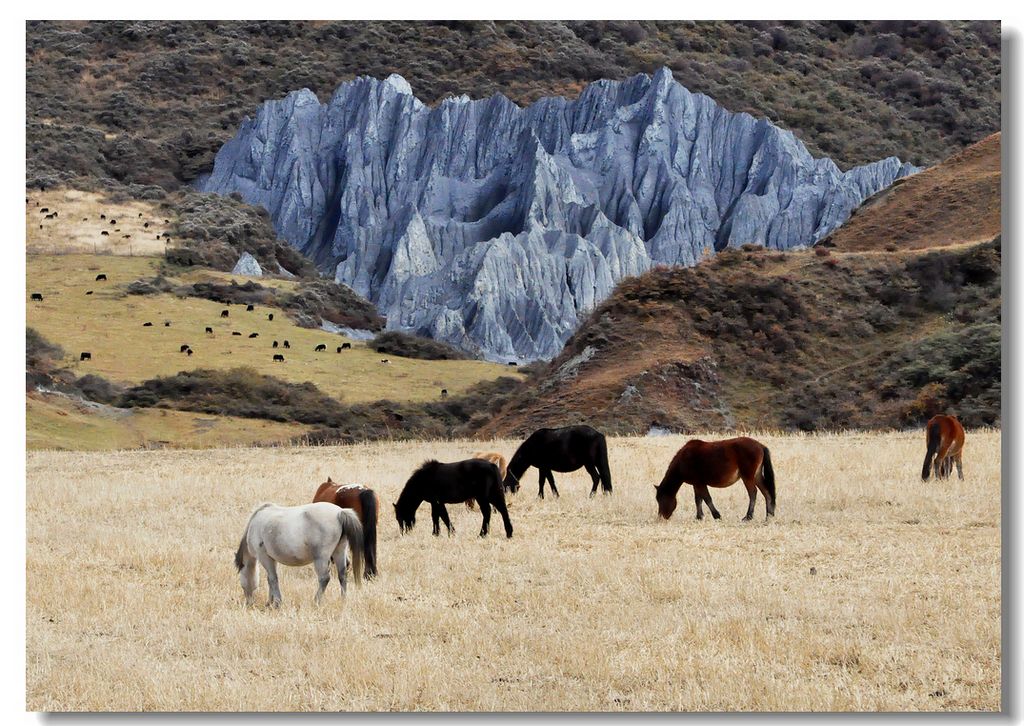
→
(26, 430, 1001, 711)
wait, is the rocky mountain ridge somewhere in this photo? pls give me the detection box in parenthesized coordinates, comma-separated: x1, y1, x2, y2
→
(200, 67, 916, 360)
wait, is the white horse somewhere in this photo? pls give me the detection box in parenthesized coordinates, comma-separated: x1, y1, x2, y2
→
(234, 502, 364, 607)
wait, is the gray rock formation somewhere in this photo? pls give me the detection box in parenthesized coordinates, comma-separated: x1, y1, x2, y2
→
(199, 67, 917, 360)
(231, 251, 263, 277)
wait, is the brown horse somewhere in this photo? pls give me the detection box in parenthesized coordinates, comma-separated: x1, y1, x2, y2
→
(313, 478, 379, 578)
(655, 437, 776, 521)
(921, 414, 965, 481)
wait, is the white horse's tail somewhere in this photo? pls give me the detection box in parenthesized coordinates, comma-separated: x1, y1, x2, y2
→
(234, 503, 273, 572)
(337, 508, 365, 586)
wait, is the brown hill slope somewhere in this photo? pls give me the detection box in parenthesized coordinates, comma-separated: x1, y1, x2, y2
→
(478, 238, 1000, 438)
(822, 132, 1001, 252)
(27, 21, 999, 192)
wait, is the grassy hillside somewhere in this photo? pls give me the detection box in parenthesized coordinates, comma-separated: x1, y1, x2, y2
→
(479, 238, 1000, 438)
(26, 255, 520, 406)
(27, 20, 999, 195)
(822, 132, 1001, 252)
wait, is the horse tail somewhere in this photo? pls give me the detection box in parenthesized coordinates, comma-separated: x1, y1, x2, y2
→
(337, 508, 365, 586)
(234, 503, 271, 571)
(234, 533, 246, 572)
(357, 489, 378, 579)
(922, 419, 942, 480)
(596, 434, 613, 493)
(761, 446, 776, 504)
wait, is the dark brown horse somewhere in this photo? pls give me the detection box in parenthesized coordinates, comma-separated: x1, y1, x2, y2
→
(313, 478, 379, 578)
(655, 437, 776, 521)
(921, 414, 965, 481)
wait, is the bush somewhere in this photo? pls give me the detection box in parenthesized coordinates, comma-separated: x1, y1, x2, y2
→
(369, 331, 471, 360)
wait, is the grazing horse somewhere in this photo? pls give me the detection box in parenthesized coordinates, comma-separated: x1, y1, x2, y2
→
(395, 459, 512, 538)
(273, 354, 285, 362)
(504, 425, 612, 498)
(95, 274, 107, 281)
(205, 327, 213, 335)
(922, 414, 966, 481)
(30, 293, 43, 301)
(655, 437, 776, 521)
(313, 478, 379, 579)
(234, 502, 363, 607)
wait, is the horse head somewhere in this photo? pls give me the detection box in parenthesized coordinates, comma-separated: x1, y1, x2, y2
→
(393, 501, 415, 533)
(654, 484, 677, 520)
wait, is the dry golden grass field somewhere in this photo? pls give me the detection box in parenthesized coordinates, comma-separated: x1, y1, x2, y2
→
(26, 430, 1001, 711)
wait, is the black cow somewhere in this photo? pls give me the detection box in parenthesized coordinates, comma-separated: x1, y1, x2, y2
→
(441, 389, 448, 398)
(186, 348, 194, 357)
(143, 222, 150, 228)
(164, 322, 171, 327)
(283, 341, 290, 349)
(249, 333, 259, 338)
(268, 313, 274, 321)
(85, 291, 93, 295)
(205, 327, 214, 335)
(508, 361, 518, 366)
(336, 346, 343, 353)
(138, 213, 143, 218)
(80, 352, 91, 361)
(314, 344, 327, 352)
(272, 341, 279, 348)
(110, 219, 117, 225)
(380, 359, 390, 364)
(246, 304, 254, 312)
(221, 310, 229, 318)
(30, 293, 43, 301)
(39, 208, 49, 214)
(101, 231, 109, 236)
(143, 322, 153, 327)
(232, 331, 241, 336)
(100, 214, 106, 220)
(44, 213, 55, 219)
(341, 342, 351, 350)
(95, 274, 107, 281)
(179, 344, 190, 352)
(273, 354, 285, 362)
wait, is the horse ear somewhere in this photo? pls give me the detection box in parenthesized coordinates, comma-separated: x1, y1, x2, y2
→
(327, 476, 333, 483)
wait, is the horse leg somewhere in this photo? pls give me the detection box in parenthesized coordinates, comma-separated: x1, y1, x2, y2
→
(956, 453, 964, 480)
(547, 471, 560, 498)
(490, 489, 514, 538)
(438, 504, 454, 536)
(430, 501, 442, 536)
(742, 478, 757, 521)
(693, 485, 705, 520)
(333, 545, 349, 595)
(478, 499, 492, 537)
(702, 488, 722, 520)
(754, 479, 775, 519)
(313, 556, 332, 604)
(257, 552, 282, 608)
(538, 469, 546, 499)
(585, 463, 601, 497)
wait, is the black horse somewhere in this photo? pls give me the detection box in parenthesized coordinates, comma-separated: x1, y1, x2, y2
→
(394, 459, 513, 538)
(504, 425, 612, 498)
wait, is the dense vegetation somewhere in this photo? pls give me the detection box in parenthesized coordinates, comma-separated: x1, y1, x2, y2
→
(118, 367, 522, 443)
(369, 331, 470, 361)
(481, 238, 1001, 436)
(27, 20, 999, 195)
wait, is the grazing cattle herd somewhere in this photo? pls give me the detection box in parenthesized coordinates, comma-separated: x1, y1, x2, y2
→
(235, 418, 968, 607)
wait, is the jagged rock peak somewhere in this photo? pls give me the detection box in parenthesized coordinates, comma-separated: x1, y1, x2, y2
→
(199, 68, 918, 360)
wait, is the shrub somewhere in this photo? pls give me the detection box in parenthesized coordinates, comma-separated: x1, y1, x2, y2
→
(369, 331, 471, 360)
